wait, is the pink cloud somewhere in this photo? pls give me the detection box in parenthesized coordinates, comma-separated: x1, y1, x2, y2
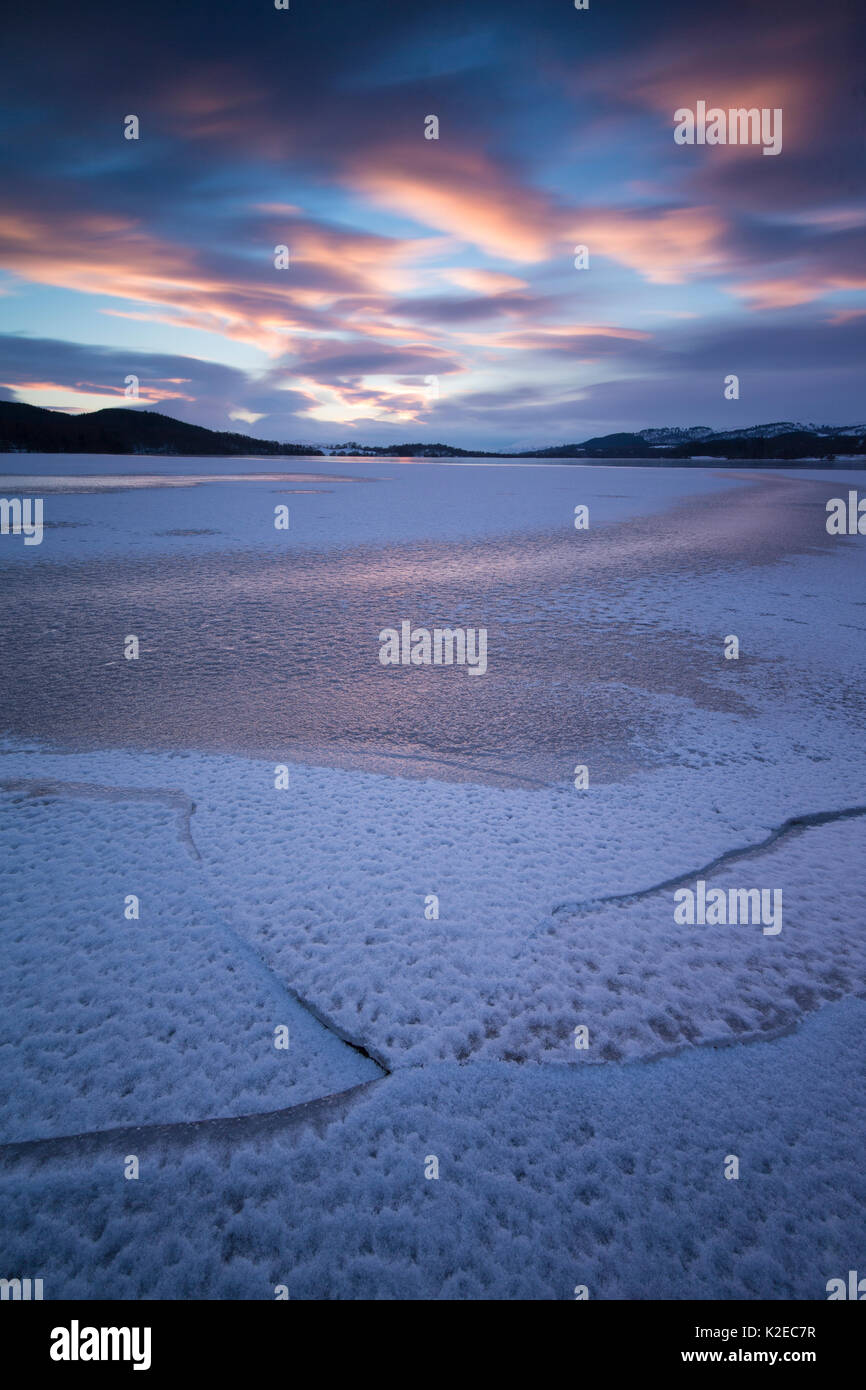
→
(731, 274, 866, 310)
(575, 206, 732, 285)
(347, 147, 558, 262)
(446, 268, 529, 294)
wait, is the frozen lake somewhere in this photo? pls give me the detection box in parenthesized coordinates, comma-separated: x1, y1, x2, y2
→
(2, 455, 865, 1299)
(2, 456, 864, 785)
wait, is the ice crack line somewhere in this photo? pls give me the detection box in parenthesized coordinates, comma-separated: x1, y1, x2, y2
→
(0, 775, 390, 1066)
(0, 775, 390, 1127)
(0, 1079, 384, 1164)
(199, 893, 391, 1074)
(550, 803, 866, 920)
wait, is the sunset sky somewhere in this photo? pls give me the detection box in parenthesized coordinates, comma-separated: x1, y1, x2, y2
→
(1, 0, 864, 448)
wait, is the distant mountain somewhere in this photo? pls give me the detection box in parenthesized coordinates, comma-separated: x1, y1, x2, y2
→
(0, 403, 323, 456)
(325, 423, 865, 460)
(1, 402, 864, 462)
(635, 427, 714, 446)
(695, 421, 866, 441)
(664, 428, 866, 461)
(522, 423, 866, 461)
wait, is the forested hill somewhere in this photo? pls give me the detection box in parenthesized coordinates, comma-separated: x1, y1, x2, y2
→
(0, 403, 323, 456)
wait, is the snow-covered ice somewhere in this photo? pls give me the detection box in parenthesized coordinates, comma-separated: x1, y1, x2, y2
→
(1, 1000, 863, 1299)
(2, 742, 863, 1075)
(0, 785, 380, 1142)
(1, 458, 864, 1298)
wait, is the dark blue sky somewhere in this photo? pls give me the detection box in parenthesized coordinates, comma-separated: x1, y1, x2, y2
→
(1, 0, 864, 446)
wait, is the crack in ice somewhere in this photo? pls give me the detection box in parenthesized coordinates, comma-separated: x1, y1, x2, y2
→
(0, 1078, 385, 1163)
(550, 803, 866, 920)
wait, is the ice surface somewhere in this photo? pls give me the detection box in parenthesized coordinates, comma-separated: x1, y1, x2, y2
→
(2, 742, 862, 1074)
(1, 1000, 863, 1299)
(0, 786, 380, 1142)
(1, 458, 864, 1299)
(0, 453, 753, 561)
(3, 466, 864, 790)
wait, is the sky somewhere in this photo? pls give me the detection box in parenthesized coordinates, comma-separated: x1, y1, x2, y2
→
(0, 0, 864, 449)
